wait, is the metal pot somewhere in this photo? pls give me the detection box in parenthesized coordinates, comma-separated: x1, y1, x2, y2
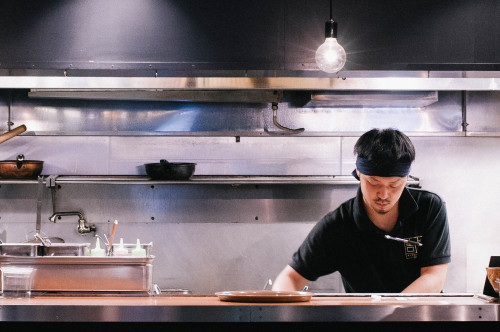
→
(145, 159, 196, 180)
(0, 154, 44, 179)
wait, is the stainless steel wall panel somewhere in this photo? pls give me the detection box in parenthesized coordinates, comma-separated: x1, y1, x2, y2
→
(0, 136, 110, 175)
(2, 90, 463, 136)
(466, 91, 500, 134)
(8, 95, 267, 133)
(109, 136, 341, 176)
(0, 182, 354, 293)
(341, 137, 357, 176)
(410, 137, 500, 294)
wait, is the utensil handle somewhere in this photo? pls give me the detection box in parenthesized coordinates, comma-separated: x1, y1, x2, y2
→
(109, 221, 118, 245)
(107, 220, 118, 255)
(0, 125, 27, 144)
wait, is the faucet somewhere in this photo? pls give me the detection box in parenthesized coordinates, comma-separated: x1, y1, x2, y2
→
(49, 211, 97, 234)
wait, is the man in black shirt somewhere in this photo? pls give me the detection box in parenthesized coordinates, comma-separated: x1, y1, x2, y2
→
(272, 128, 451, 293)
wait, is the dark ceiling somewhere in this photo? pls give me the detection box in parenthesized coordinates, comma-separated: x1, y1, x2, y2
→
(0, 0, 498, 72)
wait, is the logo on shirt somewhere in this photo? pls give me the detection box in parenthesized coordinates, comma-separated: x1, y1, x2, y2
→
(404, 236, 422, 259)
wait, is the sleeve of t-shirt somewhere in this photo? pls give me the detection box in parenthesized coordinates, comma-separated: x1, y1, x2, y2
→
(289, 211, 340, 281)
(420, 194, 451, 267)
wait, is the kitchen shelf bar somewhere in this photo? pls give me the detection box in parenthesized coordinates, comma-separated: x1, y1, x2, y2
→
(0, 175, 420, 186)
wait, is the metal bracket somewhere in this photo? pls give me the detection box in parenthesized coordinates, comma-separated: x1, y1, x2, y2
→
(35, 176, 44, 234)
(46, 175, 59, 214)
(271, 103, 304, 134)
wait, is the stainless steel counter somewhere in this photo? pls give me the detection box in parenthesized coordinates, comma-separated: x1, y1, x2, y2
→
(0, 294, 498, 323)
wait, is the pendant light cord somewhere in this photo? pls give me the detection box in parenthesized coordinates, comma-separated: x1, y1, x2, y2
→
(330, 0, 333, 20)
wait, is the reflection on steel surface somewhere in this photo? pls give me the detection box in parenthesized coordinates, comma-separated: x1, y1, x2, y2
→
(0, 76, 499, 90)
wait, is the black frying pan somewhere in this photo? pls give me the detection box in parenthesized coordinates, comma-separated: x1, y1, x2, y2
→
(145, 159, 196, 180)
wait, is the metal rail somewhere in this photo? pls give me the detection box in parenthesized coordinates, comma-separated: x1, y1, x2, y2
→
(0, 175, 420, 186)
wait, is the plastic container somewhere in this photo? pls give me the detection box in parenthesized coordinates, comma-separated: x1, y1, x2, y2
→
(1, 266, 35, 298)
(90, 238, 105, 257)
(131, 239, 147, 257)
(112, 242, 152, 256)
(113, 238, 129, 256)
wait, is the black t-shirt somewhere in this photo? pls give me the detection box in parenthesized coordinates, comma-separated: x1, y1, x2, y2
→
(290, 187, 451, 293)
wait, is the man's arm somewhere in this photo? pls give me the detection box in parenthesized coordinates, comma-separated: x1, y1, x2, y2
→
(272, 265, 309, 291)
(402, 263, 448, 293)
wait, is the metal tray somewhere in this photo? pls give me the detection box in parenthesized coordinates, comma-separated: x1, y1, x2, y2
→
(0, 243, 40, 256)
(0, 255, 154, 292)
(41, 243, 90, 256)
(0, 243, 91, 257)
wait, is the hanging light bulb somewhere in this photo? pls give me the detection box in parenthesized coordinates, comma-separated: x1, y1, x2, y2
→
(315, 0, 346, 73)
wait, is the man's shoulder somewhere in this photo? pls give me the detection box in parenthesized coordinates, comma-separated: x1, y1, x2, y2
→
(406, 187, 446, 210)
(406, 187, 444, 201)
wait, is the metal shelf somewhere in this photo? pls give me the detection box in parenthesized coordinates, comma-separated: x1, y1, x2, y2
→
(0, 175, 421, 186)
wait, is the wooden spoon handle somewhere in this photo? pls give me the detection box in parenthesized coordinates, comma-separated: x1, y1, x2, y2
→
(0, 125, 27, 144)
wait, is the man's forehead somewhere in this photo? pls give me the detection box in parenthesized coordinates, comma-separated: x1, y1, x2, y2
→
(364, 174, 406, 182)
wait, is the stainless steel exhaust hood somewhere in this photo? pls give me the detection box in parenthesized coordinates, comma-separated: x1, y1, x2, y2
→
(304, 91, 439, 108)
(27, 89, 284, 103)
(0, 71, 498, 105)
(0, 71, 496, 90)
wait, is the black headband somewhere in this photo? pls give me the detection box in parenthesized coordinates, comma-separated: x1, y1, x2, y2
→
(355, 157, 412, 178)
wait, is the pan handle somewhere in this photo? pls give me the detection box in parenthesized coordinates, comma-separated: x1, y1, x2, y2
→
(0, 125, 27, 144)
(16, 154, 25, 169)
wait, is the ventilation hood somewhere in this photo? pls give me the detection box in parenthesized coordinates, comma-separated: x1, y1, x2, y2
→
(0, 70, 498, 106)
(27, 89, 284, 103)
(304, 91, 439, 108)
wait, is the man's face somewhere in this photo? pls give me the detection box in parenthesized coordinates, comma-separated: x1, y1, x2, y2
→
(357, 170, 407, 216)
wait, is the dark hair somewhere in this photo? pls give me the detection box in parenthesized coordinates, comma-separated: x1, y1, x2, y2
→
(354, 128, 415, 167)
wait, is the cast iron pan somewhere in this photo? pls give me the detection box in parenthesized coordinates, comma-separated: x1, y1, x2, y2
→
(145, 159, 196, 180)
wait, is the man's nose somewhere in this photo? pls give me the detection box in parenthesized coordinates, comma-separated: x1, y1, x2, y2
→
(377, 186, 390, 199)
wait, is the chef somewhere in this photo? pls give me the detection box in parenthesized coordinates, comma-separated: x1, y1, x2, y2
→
(273, 128, 451, 293)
